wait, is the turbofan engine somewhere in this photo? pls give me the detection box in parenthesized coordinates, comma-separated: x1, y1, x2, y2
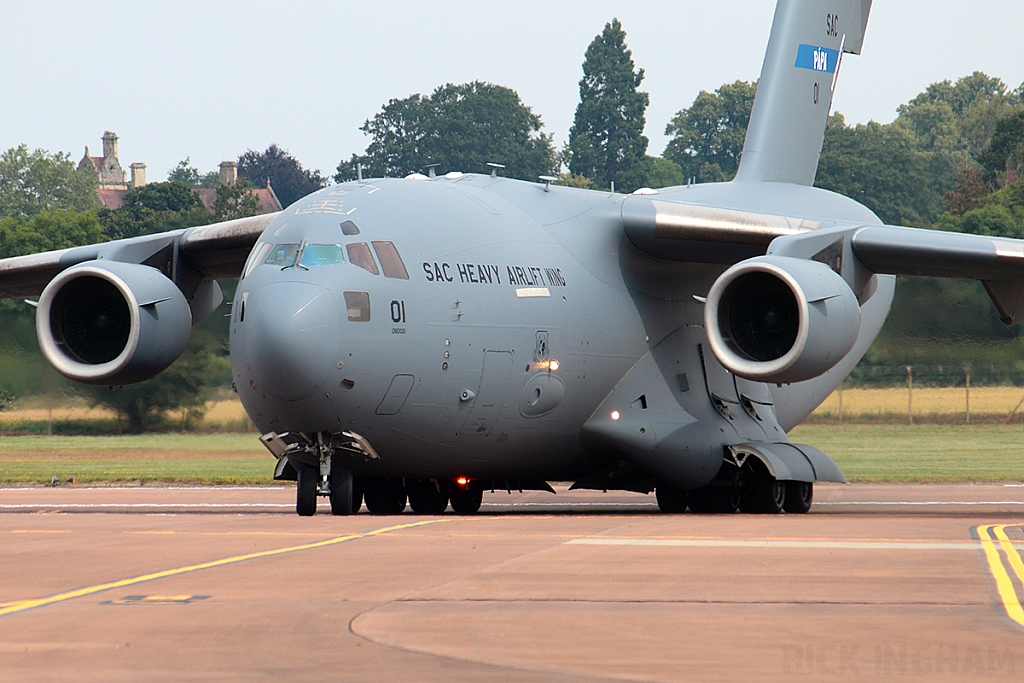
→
(704, 256, 861, 384)
(36, 261, 192, 385)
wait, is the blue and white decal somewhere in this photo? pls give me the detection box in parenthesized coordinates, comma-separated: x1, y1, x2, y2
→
(794, 44, 839, 74)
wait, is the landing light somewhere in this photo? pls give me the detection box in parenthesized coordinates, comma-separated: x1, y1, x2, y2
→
(456, 477, 469, 486)
(536, 359, 560, 371)
(611, 410, 620, 421)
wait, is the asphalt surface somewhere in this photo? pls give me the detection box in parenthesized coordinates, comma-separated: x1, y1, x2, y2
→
(1, 483, 1023, 682)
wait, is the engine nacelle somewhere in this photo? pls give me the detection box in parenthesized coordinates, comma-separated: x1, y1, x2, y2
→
(36, 261, 192, 385)
(705, 256, 861, 383)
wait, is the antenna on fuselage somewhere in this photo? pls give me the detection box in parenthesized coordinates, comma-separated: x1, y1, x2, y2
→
(538, 175, 557, 192)
(425, 163, 440, 178)
(487, 162, 505, 177)
(356, 163, 364, 182)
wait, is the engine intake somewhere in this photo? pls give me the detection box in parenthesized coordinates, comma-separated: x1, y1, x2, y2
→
(705, 256, 861, 383)
(36, 261, 192, 385)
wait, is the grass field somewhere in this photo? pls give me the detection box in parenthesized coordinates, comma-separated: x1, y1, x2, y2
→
(0, 433, 273, 485)
(790, 424, 1024, 482)
(0, 424, 1020, 486)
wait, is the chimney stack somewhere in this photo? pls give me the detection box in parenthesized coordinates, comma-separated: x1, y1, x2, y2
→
(219, 161, 238, 186)
(130, 163, 147, 189)
(102, 131, 118, 160)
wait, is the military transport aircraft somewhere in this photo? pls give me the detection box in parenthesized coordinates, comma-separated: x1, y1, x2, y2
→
(2, 0, 1020, 516)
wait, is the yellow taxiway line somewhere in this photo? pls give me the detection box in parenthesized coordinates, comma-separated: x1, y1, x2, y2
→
(0, 519, 445, 618)
(977, 524, 1024, 629)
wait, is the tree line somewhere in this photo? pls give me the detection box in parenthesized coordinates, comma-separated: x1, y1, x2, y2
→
(2, 17, 1024, 429)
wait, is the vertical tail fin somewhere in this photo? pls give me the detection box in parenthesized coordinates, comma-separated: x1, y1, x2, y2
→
(735, 0, 872, 186)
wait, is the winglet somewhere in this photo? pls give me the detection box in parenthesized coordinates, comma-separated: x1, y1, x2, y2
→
(735, 0, 873, 186)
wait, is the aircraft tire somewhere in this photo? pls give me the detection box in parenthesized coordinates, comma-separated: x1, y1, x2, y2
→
(296, 466, 318, 517)
(407, 482, 449, 514)
(782, 481, 813, 514)
(687, 485, 740, 514)
(364, 483, 407, 515)
(329, 467, 356, 516)
(740, 475, 785, 514)
(449, 489, 483, 514)
(655, 485, 689, 513)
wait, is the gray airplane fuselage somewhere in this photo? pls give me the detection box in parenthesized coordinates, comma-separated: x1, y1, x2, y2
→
(230, 173, 894, 487)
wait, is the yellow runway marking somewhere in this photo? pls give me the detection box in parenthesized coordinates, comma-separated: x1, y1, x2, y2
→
(977, 524, 1024, 628)
(0, 519, 445, 618)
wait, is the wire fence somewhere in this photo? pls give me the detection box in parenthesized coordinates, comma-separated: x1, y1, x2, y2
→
(813, 365, 1024, 424)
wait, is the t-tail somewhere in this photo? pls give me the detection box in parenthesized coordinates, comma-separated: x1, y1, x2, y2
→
(735, 0, 872, 186)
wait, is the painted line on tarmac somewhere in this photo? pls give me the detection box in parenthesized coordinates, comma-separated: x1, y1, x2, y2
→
(977, 524, 1024, 629)
(0, 519, 446, 619)
(567, 538, 1020, 551)
(0, 503, 295, 510)
(815, 501, 1024, 506)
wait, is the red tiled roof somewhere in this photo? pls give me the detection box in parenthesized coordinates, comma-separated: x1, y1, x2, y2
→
(97, 188, 128, 210)
(96, 185, 282, 215)
(194, 186, 282, 214)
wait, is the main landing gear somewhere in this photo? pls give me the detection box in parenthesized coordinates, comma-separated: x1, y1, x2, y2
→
(293, 469, 484, 516)
(656, 464, 814, 515)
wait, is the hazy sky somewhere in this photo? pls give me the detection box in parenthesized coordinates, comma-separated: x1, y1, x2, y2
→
(3, 1, 1022, 183)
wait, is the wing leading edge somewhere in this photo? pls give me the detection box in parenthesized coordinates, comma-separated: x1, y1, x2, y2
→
(0, 212, 278, 300)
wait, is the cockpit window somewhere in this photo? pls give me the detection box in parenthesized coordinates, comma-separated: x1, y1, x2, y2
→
(242, 242, 273, 279)
(372, 241, 410, 280)
(300, 244, 345, 267)
(264, 243, 300, 267)
(346, 242, 380, 275)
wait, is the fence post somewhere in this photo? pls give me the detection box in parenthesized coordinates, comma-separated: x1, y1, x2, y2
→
(906, 365, 913, 425)
(964, 365, 971, 424)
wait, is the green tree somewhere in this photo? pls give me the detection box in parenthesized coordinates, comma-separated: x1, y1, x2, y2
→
(935, 179, 1024, 239)
(213, 178, 259, 221)
(663, 80, 757, 183)
(0, 209, 105, 258)
(814, 114, 945, 225)
(98, 180, 213, 240)
(80, 329, 227, 432)
(239, 144, 325, 208)
(335, 82, 556, 182)
(898, 71, 1021, 158)
(556, 173, 598, 190)
(977, 110, 1024, 184)
(0, 145, 100, 218)
(167, 158, 219, 188)
(646, 156, 683, 188)
(566, 19, 650, 193)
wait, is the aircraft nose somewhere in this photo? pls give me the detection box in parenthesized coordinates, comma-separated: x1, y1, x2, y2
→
(246, 282, 341, 401)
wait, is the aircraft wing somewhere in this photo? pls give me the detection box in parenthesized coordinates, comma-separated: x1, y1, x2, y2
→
(622, 196, 1024, 325)
(0, 212, 278, 300)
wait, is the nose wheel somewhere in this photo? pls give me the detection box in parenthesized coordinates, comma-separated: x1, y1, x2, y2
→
(329, 465, 362, 515)
(296, 466, 318, 516)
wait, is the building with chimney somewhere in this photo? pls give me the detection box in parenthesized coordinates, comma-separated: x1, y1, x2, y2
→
(77, 132, 282, 215)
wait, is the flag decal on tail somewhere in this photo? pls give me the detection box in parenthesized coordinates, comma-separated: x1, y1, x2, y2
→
(794, 44, 839, 73)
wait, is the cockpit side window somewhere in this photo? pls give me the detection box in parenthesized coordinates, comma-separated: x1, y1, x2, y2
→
(300, 244, 345, 267)
(346, 242, 380, 275)
(343, 291, 371, 322)
(340, 220, 360, 235)
(264, 243, 300, 267)
(371, 241, 410, 280)
(242, 242, 273, 279)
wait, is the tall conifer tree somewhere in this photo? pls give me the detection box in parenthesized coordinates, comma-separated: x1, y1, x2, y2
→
(567, 19, 650, 193)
